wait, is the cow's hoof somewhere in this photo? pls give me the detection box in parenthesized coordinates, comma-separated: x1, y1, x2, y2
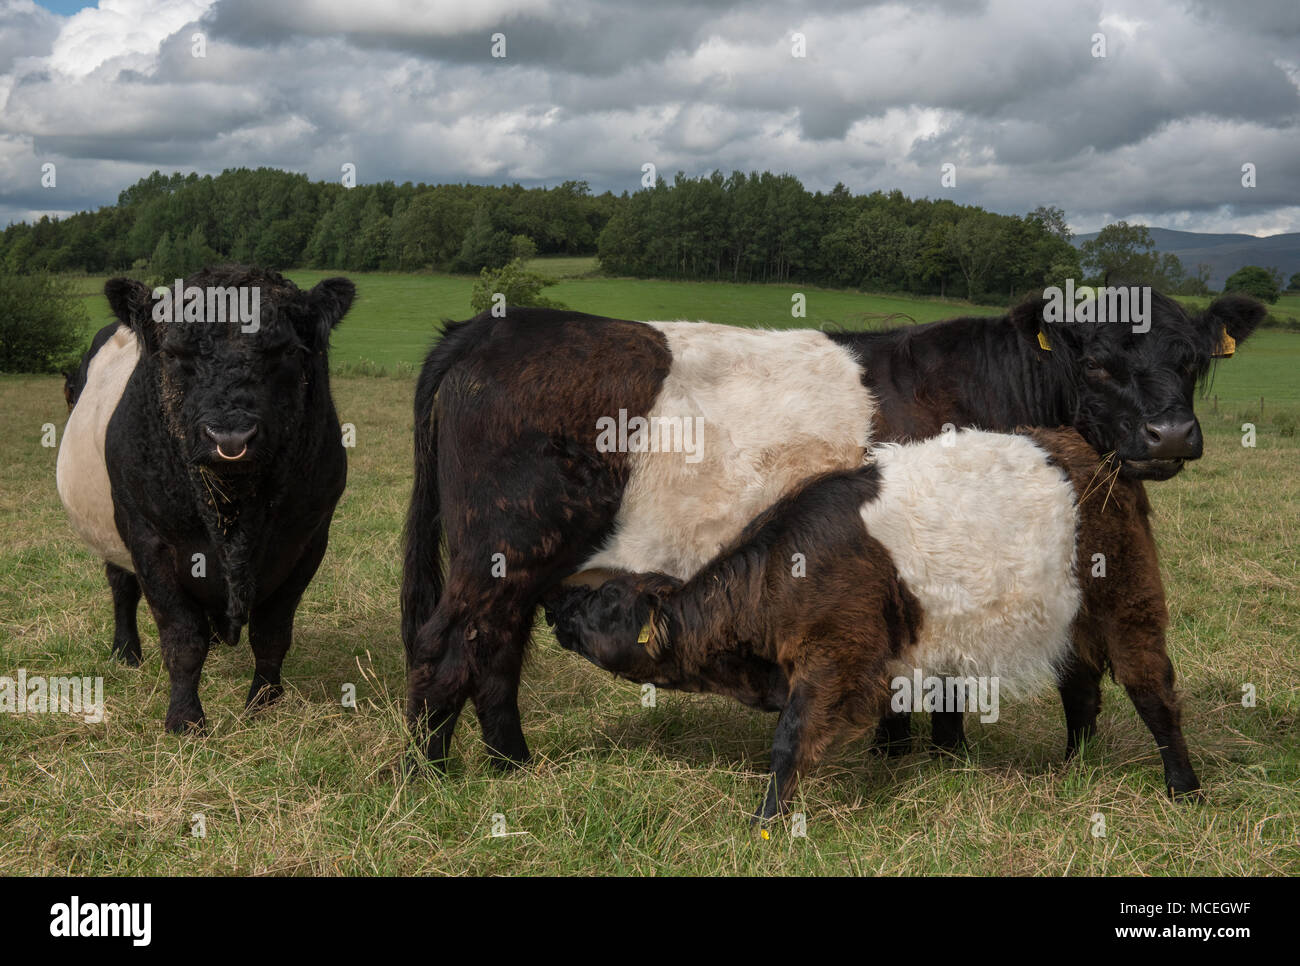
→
(245, 682, 284, 711)
(112, 646, 142, 667)
(485, 751, 530, 774)
(930, 740, 968, 757)
(870, 738, 911, 758)
(750, 807, 782, 837)
(1170, 784, 1204, 803)
(165, 715, 207, 736)
(403, 750, 450, 779)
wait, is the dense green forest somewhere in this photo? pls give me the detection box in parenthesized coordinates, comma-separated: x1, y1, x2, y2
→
(0, 169, 615, 280)
(0, 166, 1211, 300)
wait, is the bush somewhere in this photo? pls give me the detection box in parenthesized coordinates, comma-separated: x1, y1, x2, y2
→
(1223, 265, 1281, 304)
(469, 259, 567, 314)
(0, 274, 89, 373)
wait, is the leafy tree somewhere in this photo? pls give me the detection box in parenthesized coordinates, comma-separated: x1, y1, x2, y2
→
(0, 273, 89, 373)
(149, 226, 217, 283)
(253, 218, 301, 269)
(1223, 265, 1281, 304)
(595, 205, 646, 276)
(946, 213, 1005, 300)
(350, 200, 392, 270)
(1172, 262, 1212, 297)
(1026, 205, 1072, 242)
(509, 234, 538, 263)
(915, 220, 960, 297)
(469, 259, 566, 313)
(1079, 222, 1165, 286)
(3, 230, 36, 274)
(456, 205, 512, 272)
(149, 231, 176, 281)
(1287, 272, 1300, 292)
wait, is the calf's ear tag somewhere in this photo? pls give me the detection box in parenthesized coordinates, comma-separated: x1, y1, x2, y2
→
(637, 623, 652, 645)
(1212, 326, 1236, 358)
(1037, 330, 1052, 352)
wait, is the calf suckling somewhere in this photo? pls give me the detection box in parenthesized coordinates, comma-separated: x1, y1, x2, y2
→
(545, 427, 1198, 824)
(403, 291, 1262, 770)
(56, 266, 355, 732)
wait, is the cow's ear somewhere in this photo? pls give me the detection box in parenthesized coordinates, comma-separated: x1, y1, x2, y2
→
(1010, 297, 1057, 353)
(635, 588, 674, 658)
(1202, 294, 1266, 349)
(302, 277, 355, 345)
(1010, 294, 1083, 356)
(104, 277, 157, 349)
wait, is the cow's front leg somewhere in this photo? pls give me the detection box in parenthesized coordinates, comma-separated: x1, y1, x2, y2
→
(246, 611, 292, 711)
(246, 525, 330, 711)
(134, 537, 210, 732)
(156, 606, 211, 733)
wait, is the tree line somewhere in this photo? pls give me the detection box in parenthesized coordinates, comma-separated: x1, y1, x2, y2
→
(1, 165, 1278, 300)
(1, 168, 617, 281)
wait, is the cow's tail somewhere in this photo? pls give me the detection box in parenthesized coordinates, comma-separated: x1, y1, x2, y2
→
(400, 317, 483, 661)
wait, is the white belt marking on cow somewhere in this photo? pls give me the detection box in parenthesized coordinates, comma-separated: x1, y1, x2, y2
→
(579, 321, 876, 580)
(56, 325, 139, 572)
(862, 430, 1081, 698)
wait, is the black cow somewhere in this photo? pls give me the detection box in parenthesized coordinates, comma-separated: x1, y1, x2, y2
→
(57, 265, 354, 732)
(402, 291, 1263, 768)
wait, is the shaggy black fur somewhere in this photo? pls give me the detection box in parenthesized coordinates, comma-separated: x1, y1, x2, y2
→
(88, 265, 354, 732)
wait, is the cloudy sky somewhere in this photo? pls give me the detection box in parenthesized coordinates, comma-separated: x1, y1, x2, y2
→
(2, 0, 1298, 235)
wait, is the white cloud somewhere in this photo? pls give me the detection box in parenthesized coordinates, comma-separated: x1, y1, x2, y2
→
(48, 0, 214, 79)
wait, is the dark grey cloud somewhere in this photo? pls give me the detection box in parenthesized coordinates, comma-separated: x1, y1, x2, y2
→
(1, 0, 1298, 234)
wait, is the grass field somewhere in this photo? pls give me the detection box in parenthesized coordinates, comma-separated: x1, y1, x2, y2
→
(2, 273, 1297, 875)
(64, 269, 1300, 408)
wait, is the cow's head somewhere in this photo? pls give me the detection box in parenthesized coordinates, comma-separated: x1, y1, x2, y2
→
(105, 266, 354, 471)
(1013, 288, 1265, 480)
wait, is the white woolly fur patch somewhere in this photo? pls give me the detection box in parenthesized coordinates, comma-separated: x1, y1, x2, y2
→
(579, 321, 876, 579)
(57, 325, 139, 572)
(863, 429, 1081, 698)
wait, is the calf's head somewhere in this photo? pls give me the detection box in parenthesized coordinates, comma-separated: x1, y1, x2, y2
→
(546, 573, 791, 711)
(1013, 289, 1265, 480)
(105, 266, 354, 470)
(545, 573, 681, 680)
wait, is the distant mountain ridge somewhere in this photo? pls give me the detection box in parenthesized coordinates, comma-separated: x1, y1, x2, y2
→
(1071, 227, 1300, 289)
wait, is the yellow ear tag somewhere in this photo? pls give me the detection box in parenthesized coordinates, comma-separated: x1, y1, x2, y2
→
(1037, 330, 1052, 352)
(637, 623, 652, 645)
(1212, 327, 1236, 358)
